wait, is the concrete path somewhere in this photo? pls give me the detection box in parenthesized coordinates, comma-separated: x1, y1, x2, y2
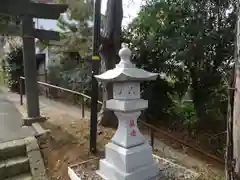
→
(6, 91, 90, 120)
(0, 90, 35, 143)
(38, 96, 90, 119)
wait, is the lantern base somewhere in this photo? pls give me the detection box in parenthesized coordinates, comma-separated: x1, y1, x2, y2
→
(97, 142, 159, 180)
(97, 159, 158, 180)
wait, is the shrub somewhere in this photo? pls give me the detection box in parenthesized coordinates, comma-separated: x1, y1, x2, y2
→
(2, 47, 24, 92)
(46, 58, 92, 104)
(173, 102, 198, 135)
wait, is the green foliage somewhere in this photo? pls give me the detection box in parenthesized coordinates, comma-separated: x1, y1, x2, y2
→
(0, 15, 20, 26)
(142, 77, 176, 121)
(44, 0, 93, 100)
(124, 0, 235, 135)
(2, 47, 24, 92)
(55, 0, 93, 55)
(44, 0, 94, 102)
(47, 53, 91, 100)
(0, 59, 6, 85)
(0, 70, 5, 85)
(173, 102, 198, 135)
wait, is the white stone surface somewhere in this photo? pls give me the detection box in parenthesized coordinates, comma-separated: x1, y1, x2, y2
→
(95, 67, 158, 82)
(95, 47, 159, 180)
(68, 167, 81, 180)
(111, 111, 145, 148)
(97, 158, 158, 180)
(94, 48, 158, 83)
(104, 142, 155, 173)
(106, 99, 148, 112)
(113, 82, 140, 100)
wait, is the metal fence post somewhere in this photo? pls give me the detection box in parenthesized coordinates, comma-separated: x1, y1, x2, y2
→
(82, 96, 85, 118)
(150, 129, 154, 149)
(44, 69, 48, 97)
(19, 77, 23, 105)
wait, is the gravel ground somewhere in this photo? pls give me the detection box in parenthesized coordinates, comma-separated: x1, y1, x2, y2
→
(70, 155, 199, 180)
(70, 158, 101, 180)
(155, 156, 199, 180)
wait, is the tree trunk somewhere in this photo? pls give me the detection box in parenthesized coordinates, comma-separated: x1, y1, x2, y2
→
(232, 6, 240, 180)
(233, 65, 240, 180)
(97, 0, 123, 127)
(225, 65, 235, 180)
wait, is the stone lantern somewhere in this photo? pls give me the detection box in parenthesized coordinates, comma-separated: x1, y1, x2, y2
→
(95, 47, 159, 180)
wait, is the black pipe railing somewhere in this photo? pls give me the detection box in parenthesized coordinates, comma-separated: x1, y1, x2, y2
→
(20, 76, 102, 118)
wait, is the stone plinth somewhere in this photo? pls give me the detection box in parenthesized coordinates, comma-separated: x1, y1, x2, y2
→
(97, 143, 158, 180)
(95, 46, 159, 180)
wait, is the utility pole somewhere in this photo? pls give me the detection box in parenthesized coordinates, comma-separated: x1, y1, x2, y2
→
(90, 0, 101, 154)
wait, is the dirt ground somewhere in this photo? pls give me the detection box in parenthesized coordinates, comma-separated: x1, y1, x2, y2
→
(38, 114, 115, 180)
(38, 116, 223, 180)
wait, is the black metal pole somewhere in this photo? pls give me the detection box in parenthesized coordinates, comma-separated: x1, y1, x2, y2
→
(82, 96, 85, 118)
(20, 77, 23, 105)
(90, 0, 101, 154)
(44, 59, 48, 97)
(22, 16, 40, 120)
(150, 129, 154, 149)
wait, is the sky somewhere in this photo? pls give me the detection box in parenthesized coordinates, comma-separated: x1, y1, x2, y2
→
(36, 0, 142, 31)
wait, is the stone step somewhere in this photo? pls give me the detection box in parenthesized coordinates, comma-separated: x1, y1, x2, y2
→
(0, 156, 30, 178)
(4, 173, 32, 180)
(0, 139, 26, 161)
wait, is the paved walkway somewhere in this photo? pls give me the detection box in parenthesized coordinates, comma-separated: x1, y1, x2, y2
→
(0, 90, 35, 143)
(6, 92, 90, 120)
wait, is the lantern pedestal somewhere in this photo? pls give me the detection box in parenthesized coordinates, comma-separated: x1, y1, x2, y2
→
(97, 142, 158, 180)
(96, 111, 158, 180)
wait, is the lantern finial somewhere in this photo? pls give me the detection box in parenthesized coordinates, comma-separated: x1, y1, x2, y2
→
(118, 47, 132, 64)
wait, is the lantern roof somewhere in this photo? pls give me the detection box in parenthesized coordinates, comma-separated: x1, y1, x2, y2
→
(95, 47, 158, 82)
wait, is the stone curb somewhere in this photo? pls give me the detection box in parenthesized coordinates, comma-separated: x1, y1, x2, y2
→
(24, 136, 48, 180)
(23, 116, 47, 126)
(31, 123, 51, 138)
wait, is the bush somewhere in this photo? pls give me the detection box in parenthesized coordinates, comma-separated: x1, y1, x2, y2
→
(173, 102, 198, 135)
(46, 58, 92, 105)
(142, 77, 176, 124)
(2, 47, 24, 92)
